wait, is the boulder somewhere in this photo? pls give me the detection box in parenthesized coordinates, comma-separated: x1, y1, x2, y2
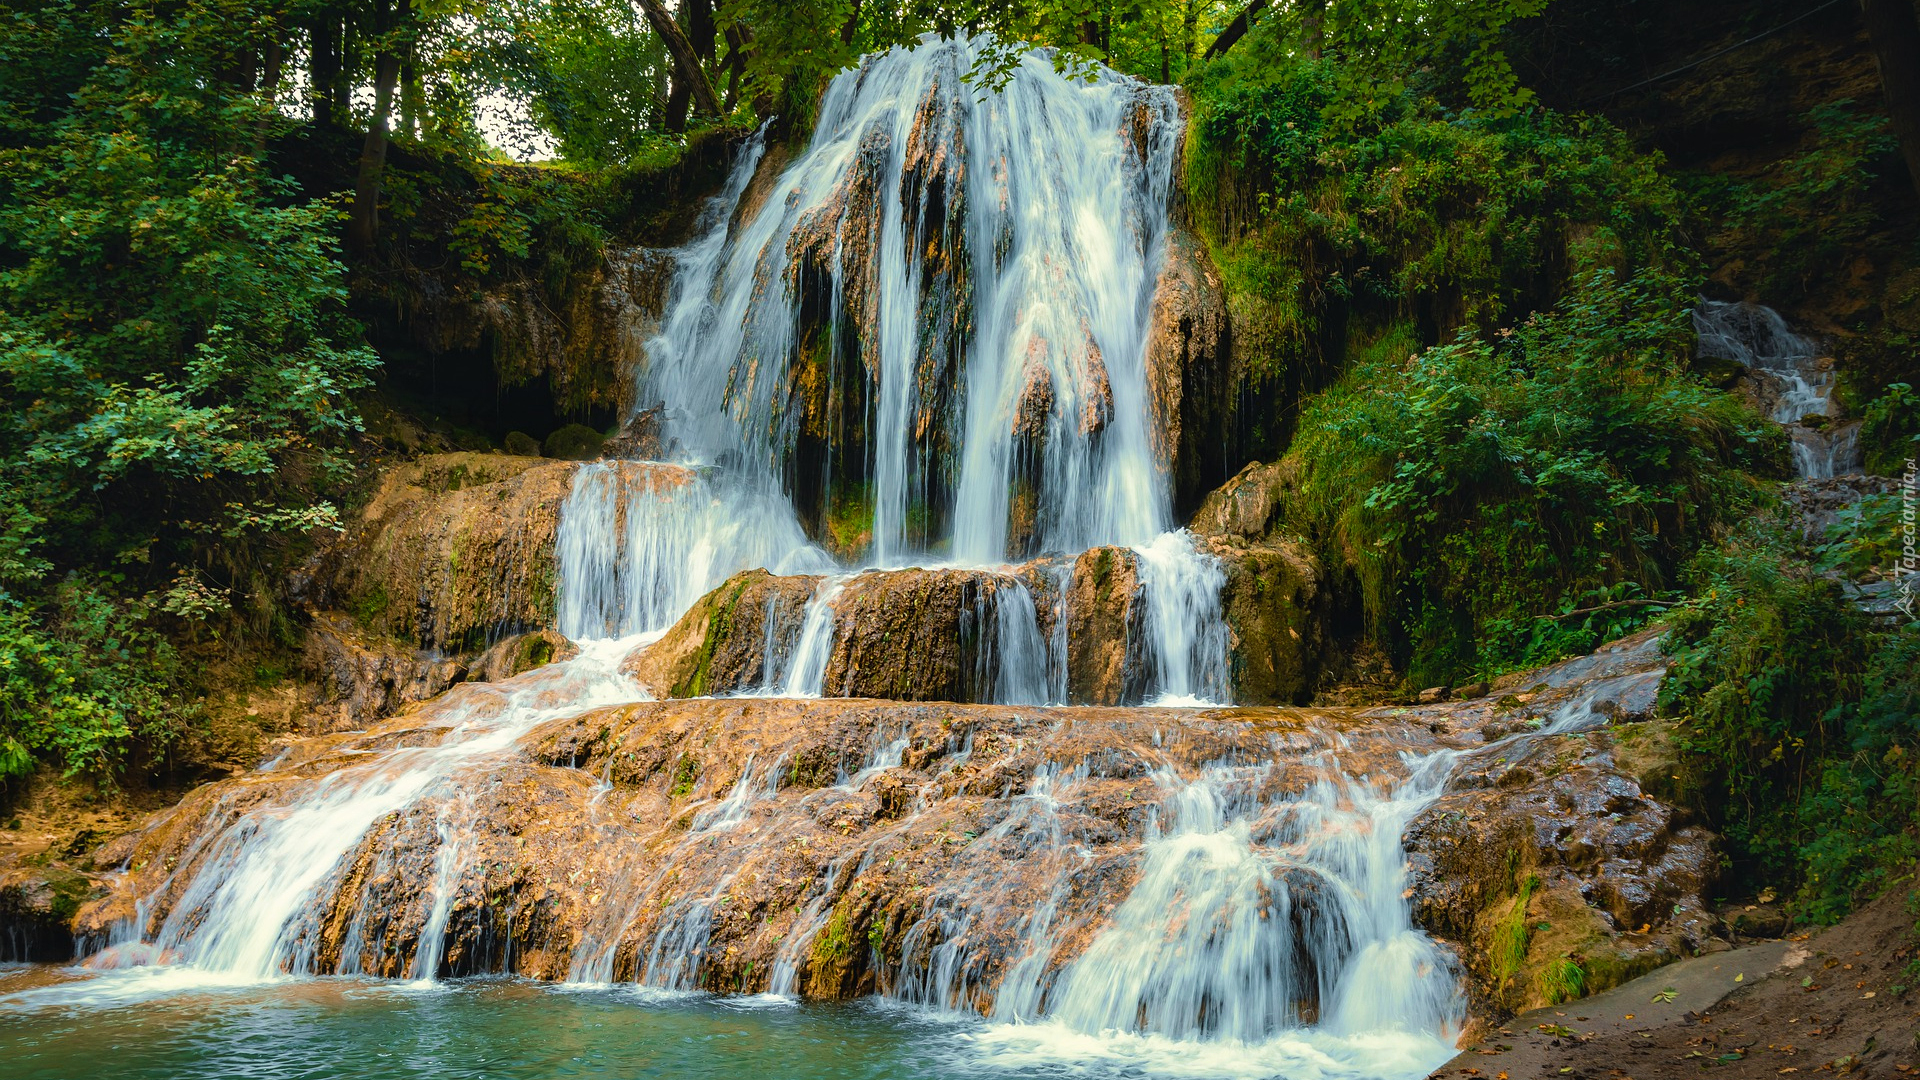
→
(1188, 458, 1298, 540)
(1063, 547, 1145, 705)
(1202, 535, 1326, 705)
(623, 569, 823, 697)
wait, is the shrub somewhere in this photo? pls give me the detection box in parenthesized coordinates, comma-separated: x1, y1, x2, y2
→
(1278, 268, 1779, 685)
(1660, 517, 1920, 922)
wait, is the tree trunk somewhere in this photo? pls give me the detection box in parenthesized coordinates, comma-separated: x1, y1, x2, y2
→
(724, 23, 749, 112)
(310, 18, 339, 126)
(665, 74, 692, 133)
(400, 43, 423, 140)
(348, 0, 407, 256)
(1302, 0, 1327, 59)
(255, 34, 284, 157)
(1204, 0, 1271, 60)
(637, 0, 724, 120)
(840, 0, 863, 46)
(688, 0, 716, 66)
(1861, 0, 1920, 202)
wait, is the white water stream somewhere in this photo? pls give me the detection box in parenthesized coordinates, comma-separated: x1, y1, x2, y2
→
(1694, 300, 1860, 478)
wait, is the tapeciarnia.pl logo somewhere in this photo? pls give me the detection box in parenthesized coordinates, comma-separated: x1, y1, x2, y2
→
(1899, 457, 1917, 619)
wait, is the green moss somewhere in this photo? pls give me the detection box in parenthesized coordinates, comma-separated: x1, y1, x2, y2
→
(1488, 873, 1539, 990)
(825, 484, 875, 561)
(672, 576, 755, 698)
(346, 584, 391, 629)
(810, 902, 853, 965)
(543, 424, 605, 461)
(668, 754, 698, 801)
(1536, 956, 1586, 1005)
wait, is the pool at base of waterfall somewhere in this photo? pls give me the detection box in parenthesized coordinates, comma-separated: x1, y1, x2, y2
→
(0, 971, 1454, 1080)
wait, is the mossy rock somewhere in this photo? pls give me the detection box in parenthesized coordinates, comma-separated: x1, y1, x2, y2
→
(543, 423, 606, 461)
(503, 430, 542, 457)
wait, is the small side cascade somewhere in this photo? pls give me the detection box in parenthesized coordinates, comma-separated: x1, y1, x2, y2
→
(1694, 300, 1861, 479)
(1133, 532, 1231, 705)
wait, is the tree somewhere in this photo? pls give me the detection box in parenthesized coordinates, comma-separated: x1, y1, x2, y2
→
(1859, 0, 1920, 202)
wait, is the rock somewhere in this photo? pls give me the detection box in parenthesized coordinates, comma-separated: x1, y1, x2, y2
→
(0, 861, 104, 961)
(543, 423, 606, 461)
(626, 540, 1325, 707)
(401, 245, 675, 417)
(1064, 547, 1145, 705)
(1418, 686, 1449, 705)
(300, 612, 469, 734)
(302, 452, 584, 654)
(822, 566, 1060, 701)
(1145, 225, 1232, 514)
(1188, 459, 1297, 539)
(1202, 535, 1326, 705)
(472, 629, 580, 683)
(503, 431, 542, 457)
(623, 569, 823, 697)
(1405, 721, 1718, 1018)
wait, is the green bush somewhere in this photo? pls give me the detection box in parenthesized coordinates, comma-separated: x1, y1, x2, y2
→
(0, 0, 374, 781)
(1660, 519, 1919, 922)
(1860, 383, 1920, 477)
(1278, 268, 1780, 685)
(1184, 45, 1692, 417)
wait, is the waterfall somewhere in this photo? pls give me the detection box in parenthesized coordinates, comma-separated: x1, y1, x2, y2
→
(37, 38, 1500, 1080)
(595, 35, 1227, 705)
(1694, 300, 1861, 479)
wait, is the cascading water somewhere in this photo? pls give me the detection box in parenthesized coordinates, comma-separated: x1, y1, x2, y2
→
(1694, 300, 1860, 479)
(618, 35, 1226, 705)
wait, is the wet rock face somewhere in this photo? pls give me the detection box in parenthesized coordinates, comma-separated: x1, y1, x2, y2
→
(304, 453, 581, 656)
(1063, 547, 1145, 705)
(623, 569, 823, 697)
(1146, 226, 1232, 516)
(1395, 632, 1716, 1016)
(76, 692, 1435, 1001)
(400, 246, 675, 417)
(65, 629, 1717, 1038)
(624, 536, 1326, 707)
(1203, 536, 1327, 706)
(0, 863, 102, 961)
(1188, 459, 1298, 540)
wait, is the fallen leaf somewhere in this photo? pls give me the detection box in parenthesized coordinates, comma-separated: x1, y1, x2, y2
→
(1735, 973, 1744, 982)
(1653, 988, 1678, 1003)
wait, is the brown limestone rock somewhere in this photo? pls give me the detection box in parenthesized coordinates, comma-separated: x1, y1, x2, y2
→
(1064, 546, 1144, 705)
(1203, 535, 1326, 705)
(622, 569, 823, 697)
(1188, 458, 1299, 540)
(306, 453, 580, 654)
(1145, 225, 1231, 513)
(1405, 723, 1717, 1020)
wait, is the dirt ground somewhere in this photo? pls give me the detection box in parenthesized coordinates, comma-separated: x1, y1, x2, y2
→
(1436, 887, 1920, 1080)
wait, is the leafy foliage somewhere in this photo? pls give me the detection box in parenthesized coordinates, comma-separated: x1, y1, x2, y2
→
(1184, 41, 1693, 457)
(0, 0, 374, 782)
(1277, 269, 1779, 685)
(1661, 517, 1919, 922)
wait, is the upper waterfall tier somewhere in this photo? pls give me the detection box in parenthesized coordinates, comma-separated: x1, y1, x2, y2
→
(635, 37, 1187, 565)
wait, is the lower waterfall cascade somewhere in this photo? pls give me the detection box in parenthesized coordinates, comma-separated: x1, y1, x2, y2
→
(0, 36, 1713, 1080)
